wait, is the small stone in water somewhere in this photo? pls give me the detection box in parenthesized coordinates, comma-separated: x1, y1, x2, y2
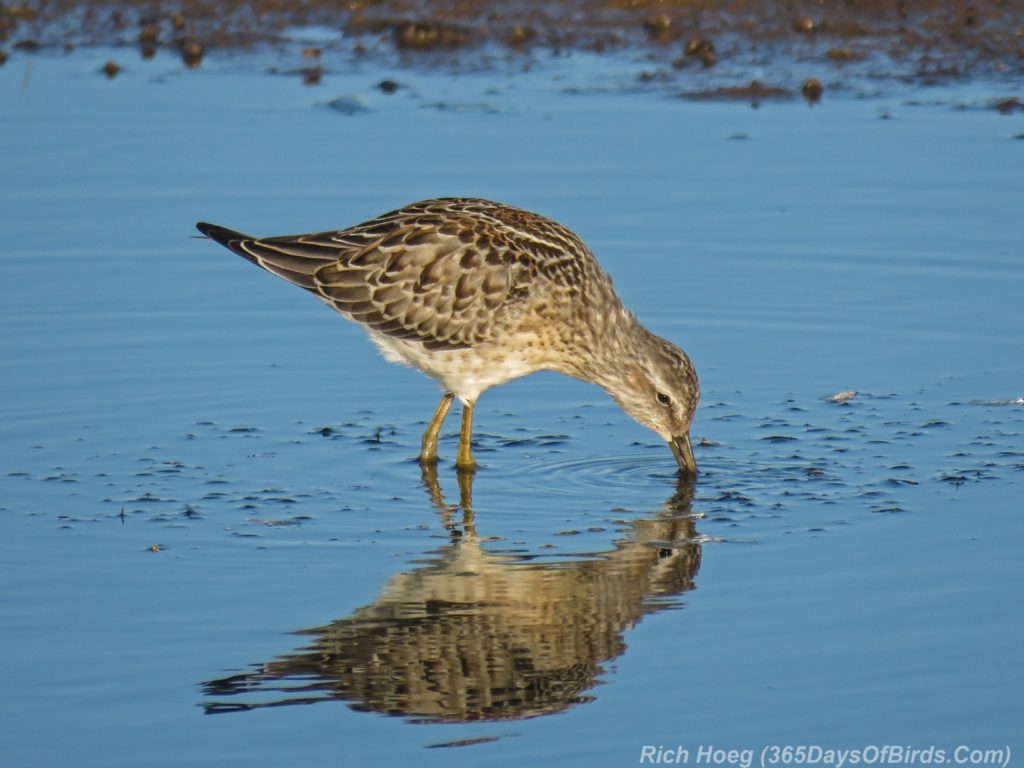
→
(828, 390, 858, 403)
(802, 78, 823, 104)
(792, 16, 816, 34)
(180, 39, 203, 68)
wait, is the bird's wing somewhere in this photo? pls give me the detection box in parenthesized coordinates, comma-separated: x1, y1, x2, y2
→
(317, 223, 524, 350)
(216, 220, 522, 351)
(199, 199, 597, 351)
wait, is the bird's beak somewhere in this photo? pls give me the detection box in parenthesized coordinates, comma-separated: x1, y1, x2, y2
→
(669, 433, 698, 477)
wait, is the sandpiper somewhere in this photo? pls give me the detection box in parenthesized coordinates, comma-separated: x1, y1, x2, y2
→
(197, 198, 699, 474)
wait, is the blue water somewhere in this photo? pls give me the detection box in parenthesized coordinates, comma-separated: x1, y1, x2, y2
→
(1, 47, 1022, 767)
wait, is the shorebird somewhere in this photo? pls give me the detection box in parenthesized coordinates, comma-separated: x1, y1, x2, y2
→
(196, 198, 699, 474)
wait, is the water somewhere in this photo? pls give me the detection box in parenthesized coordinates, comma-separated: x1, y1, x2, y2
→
(1, 47, 1022, 767)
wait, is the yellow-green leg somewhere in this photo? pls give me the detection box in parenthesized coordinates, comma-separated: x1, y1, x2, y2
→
(456, 400, 477, 472)
(419, 392, 454, 464)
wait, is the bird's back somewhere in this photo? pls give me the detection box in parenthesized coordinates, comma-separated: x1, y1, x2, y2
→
(197, 198, 612, 352)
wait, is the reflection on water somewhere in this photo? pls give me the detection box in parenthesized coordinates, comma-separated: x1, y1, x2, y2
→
(202, 469, 702, 722)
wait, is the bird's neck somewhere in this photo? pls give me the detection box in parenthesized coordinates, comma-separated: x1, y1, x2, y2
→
(559, 302, 650, 392)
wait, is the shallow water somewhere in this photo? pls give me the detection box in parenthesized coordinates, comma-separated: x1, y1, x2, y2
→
(2, 48, 1022, 767)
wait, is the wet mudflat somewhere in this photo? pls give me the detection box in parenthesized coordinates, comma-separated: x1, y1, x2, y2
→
(1, 34, 1022, 768)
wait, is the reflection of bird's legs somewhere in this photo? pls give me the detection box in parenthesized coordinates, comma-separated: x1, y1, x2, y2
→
(419, 392, 454, 464)
(420, 460, 475, 535)
(456, 470, 473, 509)
(456, 470, 474, 533)
(456, 400, 477, 472)
(420, 462, 448, 522)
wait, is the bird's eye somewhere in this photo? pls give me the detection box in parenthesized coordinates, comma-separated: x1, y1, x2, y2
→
(656, 392, 672, 407)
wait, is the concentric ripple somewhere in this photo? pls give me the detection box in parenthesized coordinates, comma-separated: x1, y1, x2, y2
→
(517, 452, 682, 494)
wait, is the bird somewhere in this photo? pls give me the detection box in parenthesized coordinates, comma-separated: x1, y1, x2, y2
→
(196, 198, 699, 475)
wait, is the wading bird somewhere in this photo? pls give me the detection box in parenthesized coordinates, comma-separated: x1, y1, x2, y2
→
(197, 198, 699, 474)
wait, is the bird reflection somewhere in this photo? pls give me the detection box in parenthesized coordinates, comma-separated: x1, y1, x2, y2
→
(201, 468, 702, 722)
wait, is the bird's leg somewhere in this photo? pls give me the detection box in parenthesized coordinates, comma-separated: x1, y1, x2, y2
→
(456, 400, 477, 472)
(420, 392, 454, 464)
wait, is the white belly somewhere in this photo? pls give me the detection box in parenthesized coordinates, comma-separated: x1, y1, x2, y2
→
(366, 331, 543, 403)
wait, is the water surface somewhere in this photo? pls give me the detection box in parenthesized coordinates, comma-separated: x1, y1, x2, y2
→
(1, 48, 1022, 767)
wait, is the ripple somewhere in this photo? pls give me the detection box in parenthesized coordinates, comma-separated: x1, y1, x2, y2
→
(517, 453, 680, 494)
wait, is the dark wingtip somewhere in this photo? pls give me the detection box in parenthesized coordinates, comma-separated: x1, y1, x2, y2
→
(195, 222, 249, 249)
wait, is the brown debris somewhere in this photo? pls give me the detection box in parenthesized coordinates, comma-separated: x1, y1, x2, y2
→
(684, 36, 716, 67)
(6, 1, 1024, 86)
(826, 47, 865, 62)
(180, 38, 203, 68)
(993, 97, 1024, 114)
(644, 14, 674, 44)
(101, 59, 121, 78)
(5, 5, 37, 20)
(393, 20, 471, 50)
(684, 79, 791, 104)
(801, 77, 823, 104)
(505, 25, 535, 47)
(138, 21, 158, 58)
(138, 22, 158, 44)
(792, 16, 816, 34)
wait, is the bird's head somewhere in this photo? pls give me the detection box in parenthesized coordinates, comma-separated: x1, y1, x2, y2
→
(605, 331, 700, 476)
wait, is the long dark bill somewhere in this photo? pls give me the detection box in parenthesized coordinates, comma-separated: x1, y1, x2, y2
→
(669, 433, 698, 477)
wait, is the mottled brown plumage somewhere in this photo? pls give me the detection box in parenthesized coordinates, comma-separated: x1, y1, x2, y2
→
(197, 198, 699, 473)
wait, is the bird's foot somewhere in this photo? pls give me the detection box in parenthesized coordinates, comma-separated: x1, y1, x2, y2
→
(454, 457, 478, 474)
